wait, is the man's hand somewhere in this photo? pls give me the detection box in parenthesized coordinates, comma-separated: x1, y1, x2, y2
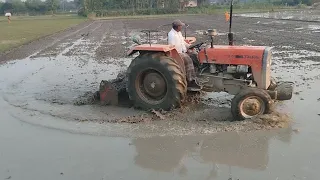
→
(185, 37, 196, 44)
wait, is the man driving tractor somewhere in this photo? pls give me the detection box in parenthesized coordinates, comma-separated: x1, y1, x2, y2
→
(168, 19, 201, 91)
(97, 14, 294, 120)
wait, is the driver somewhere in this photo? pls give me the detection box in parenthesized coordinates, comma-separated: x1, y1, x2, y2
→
(168, 19, 201, 91)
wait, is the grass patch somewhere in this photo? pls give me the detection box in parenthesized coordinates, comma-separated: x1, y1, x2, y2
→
(0, 15, 87, 53)
(93, 8, 294, 20)
(93, 6, 294, 20)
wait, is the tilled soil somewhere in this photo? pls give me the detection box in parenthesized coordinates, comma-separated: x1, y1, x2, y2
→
(0, 11, 319, 136)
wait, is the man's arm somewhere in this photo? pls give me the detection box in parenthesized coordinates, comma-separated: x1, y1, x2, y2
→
(179, 32, 190, 48)
(168, 32, 175, 46)
(184, 40, 190, 49)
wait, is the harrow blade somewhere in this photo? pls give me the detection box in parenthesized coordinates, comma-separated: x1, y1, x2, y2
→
(98, 71, 128, 106)
(99, 80, 120, 106)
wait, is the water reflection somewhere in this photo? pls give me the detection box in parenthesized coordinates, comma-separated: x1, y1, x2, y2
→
(132, 128, 293, 176)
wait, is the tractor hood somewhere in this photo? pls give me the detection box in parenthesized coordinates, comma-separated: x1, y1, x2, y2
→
(198, 45, 270, 64)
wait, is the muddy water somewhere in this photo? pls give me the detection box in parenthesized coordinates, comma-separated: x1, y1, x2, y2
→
(1, 12, 320, 179)
(235, 10, 320, 22)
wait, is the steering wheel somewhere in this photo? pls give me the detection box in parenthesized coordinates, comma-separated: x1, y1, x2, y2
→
(188, 42, 204, 51)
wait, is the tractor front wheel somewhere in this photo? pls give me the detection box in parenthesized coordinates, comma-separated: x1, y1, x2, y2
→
(127, 53, 187, 111)
(231, 88, 272, 121)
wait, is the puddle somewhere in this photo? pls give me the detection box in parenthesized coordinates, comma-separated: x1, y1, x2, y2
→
(295, 27, 304, 30)
(236, 10, 320, 22)
(273, 49, 320, 61)
(0, 54, 135, 123)
(262, 20, 287, 25)
(195, 30, 227, 36)
(308, 25, 320, 30)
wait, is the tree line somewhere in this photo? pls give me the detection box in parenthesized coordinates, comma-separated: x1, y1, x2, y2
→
(1, 0, 318, 16)
(77, 0, 318, 17)
(0, 0, 78, 15)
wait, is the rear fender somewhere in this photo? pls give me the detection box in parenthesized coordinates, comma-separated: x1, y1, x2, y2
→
(127, 44, 176, 56)
(126, 44, 185, 75)
(166, 49, 185, 75)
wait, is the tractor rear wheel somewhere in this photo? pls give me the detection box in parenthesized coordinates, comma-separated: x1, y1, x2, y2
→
(126, 53, 187, 111)
(231, 88, 272, 121)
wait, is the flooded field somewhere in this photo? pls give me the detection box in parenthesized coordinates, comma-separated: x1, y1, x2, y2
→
(235, 9, 320, 22)
(0, 10, 320, 179)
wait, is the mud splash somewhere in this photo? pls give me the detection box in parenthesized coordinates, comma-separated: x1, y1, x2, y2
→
(71, 81, 291, 133)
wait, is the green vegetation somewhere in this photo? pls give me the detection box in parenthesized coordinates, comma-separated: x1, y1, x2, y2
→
(0, 15, 86, 52)
(91, 6, 292, 18)
(0, 0, 77, 15)
(0, 0, 317, 18)
(77, 0, 314, 17)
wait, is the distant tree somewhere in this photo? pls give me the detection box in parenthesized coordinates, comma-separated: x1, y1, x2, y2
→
(1, 2, 13, 14)
(11, 0, 27, 14)
(46, 0, 59, 14)
(25, 0, 47, 15)
(58, 0, 77, 12)
(74, 0, 84, 9)
(198, 0, 209, 6)
(302, 0, 312, 5)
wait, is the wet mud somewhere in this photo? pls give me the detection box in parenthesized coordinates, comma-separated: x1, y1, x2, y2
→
(235, 10, 320, 22)
(0, 11, 320, 137)
(1, 10, 320, 180)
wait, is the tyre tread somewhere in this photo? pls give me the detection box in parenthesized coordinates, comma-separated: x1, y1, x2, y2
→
(126, 52, 187, 110)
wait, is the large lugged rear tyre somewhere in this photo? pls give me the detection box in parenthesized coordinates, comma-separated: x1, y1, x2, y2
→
(126, 53, 187, 111)
(231, 88, 272, 121)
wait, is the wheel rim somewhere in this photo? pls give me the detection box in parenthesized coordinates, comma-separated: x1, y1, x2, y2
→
(135, 69, 168, 105)
(239, 96, 265, 118)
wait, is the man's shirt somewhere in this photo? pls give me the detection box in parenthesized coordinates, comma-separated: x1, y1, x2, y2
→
(168, 28, 189, 54)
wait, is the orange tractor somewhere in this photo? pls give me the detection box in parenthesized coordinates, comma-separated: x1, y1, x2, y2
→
(97, 3, 293, 120)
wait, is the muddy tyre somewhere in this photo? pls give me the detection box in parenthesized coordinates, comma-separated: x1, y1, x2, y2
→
(126, 53, 187, 111)
(231, 88, 272, 121)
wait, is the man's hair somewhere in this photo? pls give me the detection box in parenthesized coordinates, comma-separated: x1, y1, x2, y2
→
(172, 24, 179, 30)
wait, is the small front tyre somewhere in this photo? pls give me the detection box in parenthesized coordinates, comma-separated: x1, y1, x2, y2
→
(231, 88, 272, 121)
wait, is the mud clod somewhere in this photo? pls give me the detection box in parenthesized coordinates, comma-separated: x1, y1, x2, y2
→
(253, 112, 291, 129)
(293, 129, 300, 133)
(151, 110, 165, 120)
(73, 91, 99, 106)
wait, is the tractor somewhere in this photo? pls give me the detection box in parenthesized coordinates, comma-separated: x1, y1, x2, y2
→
(97, 3, 294, 120)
